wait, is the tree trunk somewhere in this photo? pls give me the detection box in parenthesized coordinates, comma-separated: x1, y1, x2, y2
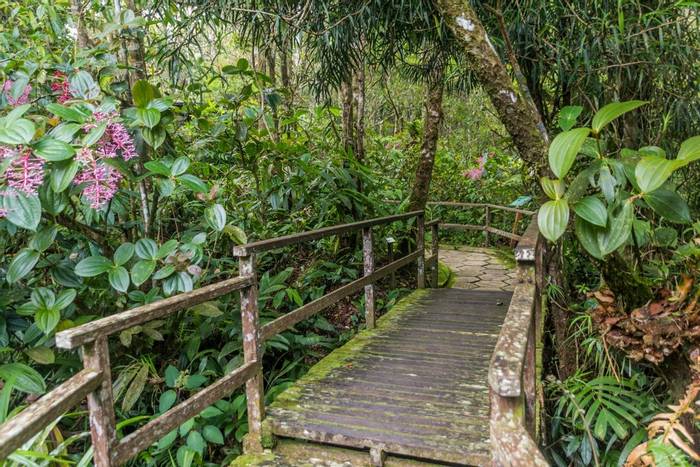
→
(352, 62, 366, 163)
(435, 0, 549, 176)
(435, 0, 581, 379)
(124, 0, 147, 88)
(340, 77, 355, 154)
(70, 0, 91, 49)
(409, 64, 445, 211)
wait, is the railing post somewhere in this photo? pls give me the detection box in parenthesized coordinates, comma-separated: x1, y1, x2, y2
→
(484, 205, 491, 247)
(239, 254, 264, 453)
(431, 222, 439, 287)
(81, 336, 116, 466)
(363, 227, 376, 329)
(416, 213, 425, 288)
(386, 237, 396, 289)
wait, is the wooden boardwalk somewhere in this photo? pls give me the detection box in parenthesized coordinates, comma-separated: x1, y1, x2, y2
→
(261, 249, 513, 466)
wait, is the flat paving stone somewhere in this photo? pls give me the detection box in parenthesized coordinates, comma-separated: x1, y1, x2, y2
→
(439, 246, 515, 292)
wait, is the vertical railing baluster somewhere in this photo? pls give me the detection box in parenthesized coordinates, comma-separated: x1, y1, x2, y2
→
(239, 254, 264, 453)
(485, 205, 491, 247)
(386, 237, 396, 289)
(416, 213, 425, 288)
(81, 336, 116, 466)
(363, 227, 376, 329)
(431, 222, 439, 287)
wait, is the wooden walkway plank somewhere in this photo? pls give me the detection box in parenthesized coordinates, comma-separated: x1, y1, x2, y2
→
(266, 285, 511, 465)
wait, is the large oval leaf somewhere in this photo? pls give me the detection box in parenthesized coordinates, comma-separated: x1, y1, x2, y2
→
(7, 248, 40, 284)
(537, 199, 570, 242)
(548, 128, 591, 179)
(109, 266, 130, 292)
(75, 256, 112, 277)
(33, 138, 76, 161)
(573, 197, 607, 227)
(591, 101, 646, 134)
(0, 119, 35, 145)
(643, 189, 691, 224)
(205, 204, 227, 231)
(575, 216, 603, 260)
(0, 363, 46, 394)
(598, 202, 634, 256)
(2, 192, 41, 231)
(51, 160, 80, 192)
(635, 156, 678, 193)
(677, 136, 700, 164)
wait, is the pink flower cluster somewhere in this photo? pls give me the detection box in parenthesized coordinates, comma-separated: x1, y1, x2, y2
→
(464, 154, 489, 181)
(50, 72, 73, 104)
(2, 147, 45, 196)
(2, 80, 31, 106)
(73, 113, 138, 208)
(74, 148, 122, 208)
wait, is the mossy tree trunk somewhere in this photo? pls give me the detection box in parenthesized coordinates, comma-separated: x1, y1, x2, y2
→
(409, 63, 445, 211)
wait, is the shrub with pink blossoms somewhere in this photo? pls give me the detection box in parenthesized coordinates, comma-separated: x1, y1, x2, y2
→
(2, 80, 32, 106)
(463, 153, 489, 181)
(5, 148, 45, 196)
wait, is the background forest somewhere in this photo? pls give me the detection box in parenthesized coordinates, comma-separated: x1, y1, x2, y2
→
(0, 0, 699, 466)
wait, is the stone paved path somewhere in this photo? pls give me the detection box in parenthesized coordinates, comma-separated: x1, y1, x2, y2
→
(438, 245, 517, 292)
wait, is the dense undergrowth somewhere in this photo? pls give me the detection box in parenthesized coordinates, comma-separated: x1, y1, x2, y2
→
(1, 0, 699, 466)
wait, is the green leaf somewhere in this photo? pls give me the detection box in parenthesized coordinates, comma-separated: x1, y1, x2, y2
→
(51, 160, 80, 192)
(142, 127, 166, 149)
(599, 202, 634, 256)
(548, 128, 591, 178)
(131, 80, 158, 108)
(25, 346, 55, 365)
(677, 135, 700, 163)
(33, 138, 75, 161)
(2, 192, 42, 231)
(75, 256, 113, 277)
(635, 156, 678, 193)
(83, 122, 108, 146)
(36, 307, 60, 334)
(29, 226, 57, 252)
(159, 390, 177, 413)
(49, 123, 82, 142)
(0, 119, 35, 145)
(144, 160, 171, 176)
(135, 238, 158, 260)
(131, 260, 156, 286)
(205, 204, 226, 231)
(148, 98, 173, 111)
(69, 71, 100, 100)
(186, 430, 206, 454)
(7, 249, 40, 284)
(0, 363, 46, 394)
(171, 157, 190, 176)
(223, 225, 247, 244)
(114, 243, 135, 266)
(558, 105, 583, 131)
(202, 425, 224, 445)
(540, 177, 565, 200)
(156, 240, 178, 259)
(164, 365, 180, 388)
(108, 266, 130, 292)
(157, 430, 178, 450)
(153, 264, 176, 280)
(136, 108, 161, 128)
(591, 101, 647, 134)
(644, 189, 691, 224)
(55, 289, 76, 310)
(575, 216, 604, 259)
(537, 199, 570, 242)
(4, 104, 31, 124)
(573, 197, 607, 227)
(45, 103, 88, 123)
(177, 174, 208, 193)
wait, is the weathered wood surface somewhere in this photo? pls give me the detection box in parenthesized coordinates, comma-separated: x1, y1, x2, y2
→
(115, 361, 257, 463)
(0, 369, 102, 460)
(56, 276, 253, 349)
(233, 211, 423, 256)
(266, 288, 511, 466)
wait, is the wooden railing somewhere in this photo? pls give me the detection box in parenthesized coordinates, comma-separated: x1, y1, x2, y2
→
(0, 211, 430, 465)
(488, 218, 549, 466)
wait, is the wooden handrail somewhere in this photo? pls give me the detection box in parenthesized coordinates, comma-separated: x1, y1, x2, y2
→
(488, 216, 548, 465)
(55, 276, 254, 350)
(0, 369, 103, 460)
(233, 211, 423, 256)
(426, 201, 535, 216)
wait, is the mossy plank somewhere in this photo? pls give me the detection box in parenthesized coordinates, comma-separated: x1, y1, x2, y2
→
(265, 287, 510, 466)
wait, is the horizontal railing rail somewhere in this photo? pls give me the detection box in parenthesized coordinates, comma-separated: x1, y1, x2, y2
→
(488, 218, 548, 466)
(0, 210, 432, 466)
